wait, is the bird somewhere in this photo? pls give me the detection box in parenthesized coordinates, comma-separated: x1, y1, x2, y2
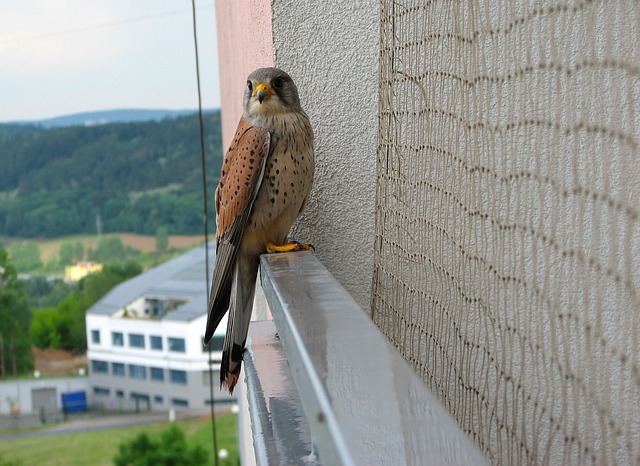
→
(203, 67, 314, 393)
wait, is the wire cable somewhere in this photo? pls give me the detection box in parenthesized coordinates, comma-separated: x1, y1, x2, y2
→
(1, 5, 212, 47)
(190, 1, 219, 465)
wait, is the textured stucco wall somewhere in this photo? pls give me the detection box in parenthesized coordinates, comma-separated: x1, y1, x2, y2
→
(215, 0, 274, 148)
(271, 0, 379, 311)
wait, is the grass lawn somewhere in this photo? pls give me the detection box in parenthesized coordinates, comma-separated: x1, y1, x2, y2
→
(36, 233, 205, 262)
(0, 413, 238, 466)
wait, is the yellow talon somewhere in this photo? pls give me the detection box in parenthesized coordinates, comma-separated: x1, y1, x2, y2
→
(266, 241, 315, 253)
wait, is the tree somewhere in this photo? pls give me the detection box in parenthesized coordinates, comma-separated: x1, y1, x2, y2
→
(30, 308, 64, 349)
(113, 424, 208, 466)
(58, 241, 75, 266)
(7, 241, 42, 273)
(58, 241, 85, 266)
(30, 261, 141, 353)
(0, 112, 222, 238)
(74, 241, 85, 262)
(23, 276, 73, 309)
(155, 227, 169, 253)
(0, 247, 32, 378)
(87, 236, 139, 264)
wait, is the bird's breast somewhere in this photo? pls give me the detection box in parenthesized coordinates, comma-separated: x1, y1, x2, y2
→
(242, 112, 314, 253)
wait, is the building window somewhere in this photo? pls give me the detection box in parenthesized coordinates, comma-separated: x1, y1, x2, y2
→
(93, 387, 109, 395)
(168, 337, 186, 353)
(150, 335, 163, 350)
(91, 360, 108, 374)
(150, 367, 164, 381)
(129, 364, 147, 380)
(154, 395, 164, 404)
(112, 332, 124, 347)
(129, 333, 145, 348)
(112, 362, 125, 377)
(202, 335, 224, 352)
(91, 329, 100, 344)
(171, 398, 189, 408)
(116, 390, 124, 398)
(170, 369, 187, 385)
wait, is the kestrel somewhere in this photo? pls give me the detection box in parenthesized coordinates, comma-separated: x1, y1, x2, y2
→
(203, 67, 314, 393)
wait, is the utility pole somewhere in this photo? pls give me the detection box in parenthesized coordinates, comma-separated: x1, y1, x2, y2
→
(0, 332, 5, 381)
(96, 212, 103, 237)
(10, 333, 17, 379)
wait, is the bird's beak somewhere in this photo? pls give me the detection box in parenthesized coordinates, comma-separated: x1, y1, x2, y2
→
(255, 83, 271, 104)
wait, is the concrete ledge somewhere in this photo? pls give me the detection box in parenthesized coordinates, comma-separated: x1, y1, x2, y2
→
(256, 251, 488, 465)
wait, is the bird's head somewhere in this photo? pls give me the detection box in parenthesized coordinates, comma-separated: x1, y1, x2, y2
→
(243, 67, 302, 117)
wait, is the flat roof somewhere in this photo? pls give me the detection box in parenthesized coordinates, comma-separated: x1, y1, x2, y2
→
(86, 242, 215, 322)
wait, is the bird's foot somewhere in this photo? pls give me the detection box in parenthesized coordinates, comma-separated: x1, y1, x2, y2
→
(266, 241, 315, 253)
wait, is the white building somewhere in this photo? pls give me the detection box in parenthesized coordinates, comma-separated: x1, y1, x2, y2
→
(85, 244, 233, 411)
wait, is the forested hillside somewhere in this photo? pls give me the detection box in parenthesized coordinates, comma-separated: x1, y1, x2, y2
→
(0, 112, 222, 238)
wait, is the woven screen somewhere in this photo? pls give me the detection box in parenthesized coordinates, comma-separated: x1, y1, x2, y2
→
(372, 1, 639, 464)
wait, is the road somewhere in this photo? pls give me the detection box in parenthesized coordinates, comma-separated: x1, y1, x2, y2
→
(0, 404, 234, 440)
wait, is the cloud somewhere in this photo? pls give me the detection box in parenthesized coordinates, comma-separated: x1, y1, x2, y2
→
(0, 0, 219, 121)
(0, 1, 187, 67)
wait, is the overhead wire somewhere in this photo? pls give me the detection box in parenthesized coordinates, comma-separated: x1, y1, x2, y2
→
(190, 1, 219, 465)
(1, 5, 212, 47)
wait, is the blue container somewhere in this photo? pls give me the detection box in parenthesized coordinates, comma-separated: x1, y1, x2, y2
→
(61, 391, 87, 413)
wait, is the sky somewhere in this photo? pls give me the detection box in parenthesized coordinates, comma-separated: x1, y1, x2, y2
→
(0, 0, 220, 123)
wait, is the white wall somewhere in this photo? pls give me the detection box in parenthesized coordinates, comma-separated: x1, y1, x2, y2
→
(86, 314, 217, 368)
(214, 0, 274, 148)
(0, 377, 88, 414)
(86, 313, 233, 409)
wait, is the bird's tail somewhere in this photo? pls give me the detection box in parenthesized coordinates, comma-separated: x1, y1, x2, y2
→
(220, 253, 259, 393)
(204, 242, 236, 345)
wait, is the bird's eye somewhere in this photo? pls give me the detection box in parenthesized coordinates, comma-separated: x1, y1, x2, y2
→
(272, 77, 284, 89)
(247, 80, 253, 92)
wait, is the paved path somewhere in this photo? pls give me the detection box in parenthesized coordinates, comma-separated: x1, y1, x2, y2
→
(0, 405, 234, 440)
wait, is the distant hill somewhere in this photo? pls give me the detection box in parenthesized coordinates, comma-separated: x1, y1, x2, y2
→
(29, 109, 216, 129)
(0, 112, 222, 238)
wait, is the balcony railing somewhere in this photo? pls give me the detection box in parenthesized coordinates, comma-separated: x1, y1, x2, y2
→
(236, 251, 487, 465)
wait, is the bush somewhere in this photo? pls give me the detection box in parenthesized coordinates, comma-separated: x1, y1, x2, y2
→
(114, 424, 208, 466)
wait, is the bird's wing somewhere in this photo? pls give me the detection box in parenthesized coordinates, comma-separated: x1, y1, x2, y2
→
(204, 117, 270, 344)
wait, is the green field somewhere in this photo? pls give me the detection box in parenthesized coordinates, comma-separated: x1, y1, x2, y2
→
(0, 414, 238, 466)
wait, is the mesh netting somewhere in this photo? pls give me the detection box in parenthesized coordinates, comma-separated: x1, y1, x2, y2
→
(372, 1, 640, 464)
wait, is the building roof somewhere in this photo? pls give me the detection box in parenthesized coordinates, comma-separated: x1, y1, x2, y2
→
(86, 243, 215, 322)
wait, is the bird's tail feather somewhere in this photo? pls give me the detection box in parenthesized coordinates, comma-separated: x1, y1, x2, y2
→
(204, 242, 236, 344)
(220, 253, 259, 393)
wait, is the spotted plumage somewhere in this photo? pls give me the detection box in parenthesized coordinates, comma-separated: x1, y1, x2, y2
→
(204, 68, 314, 393)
